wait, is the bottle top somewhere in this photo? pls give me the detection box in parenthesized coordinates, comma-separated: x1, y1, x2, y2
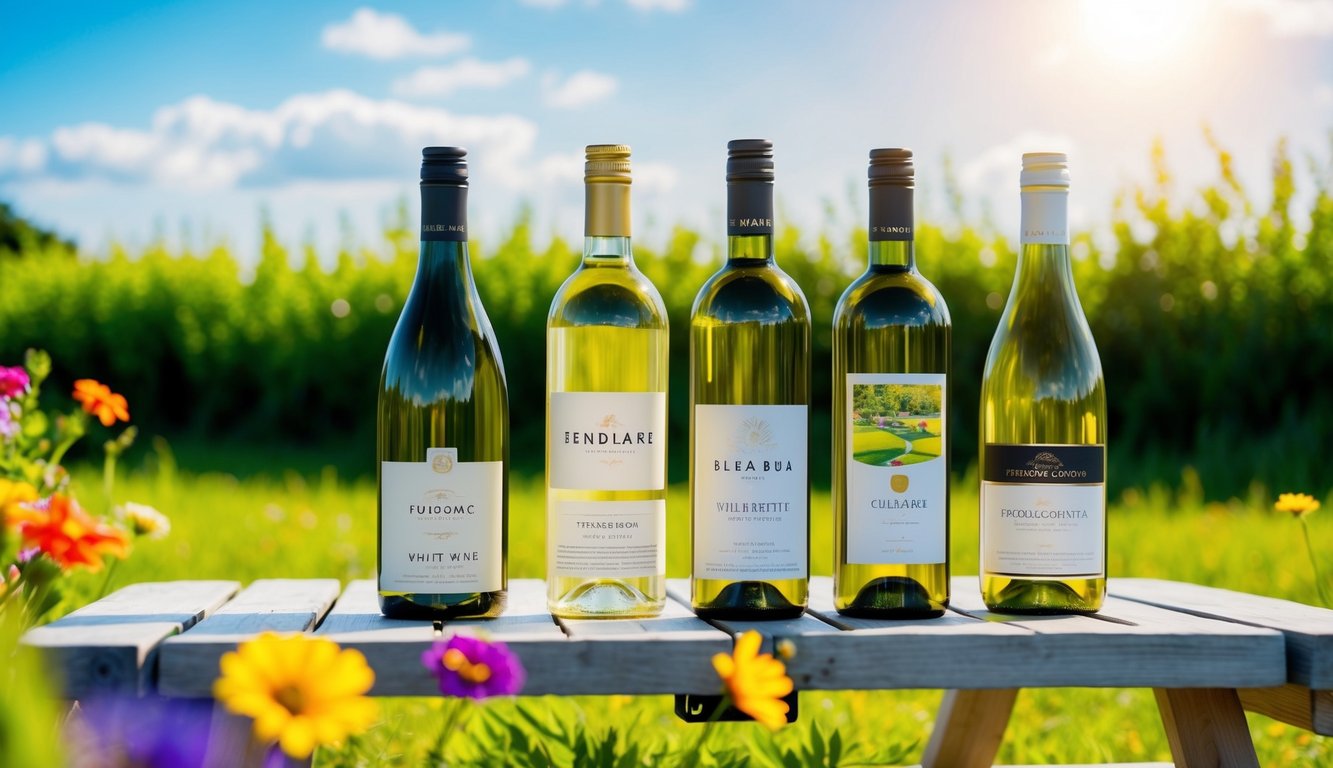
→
(421, 147, 468, 186)
(726, 139, 774, 182)
(585, 144, 632, 183)
(868, 148, 913, 188)
(1020, 152, 1070, 189)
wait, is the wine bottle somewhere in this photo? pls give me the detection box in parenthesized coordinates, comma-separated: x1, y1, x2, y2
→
(833, 149, 951, 618)
(979, 153, 1106, 614)
(546, 144, 668, 618)
(377, 147, 509, 619)
(690, 139, 811, 619)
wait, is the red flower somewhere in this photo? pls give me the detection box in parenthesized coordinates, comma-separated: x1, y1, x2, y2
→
(73, 379, 130, 427)
(14, 494, 130, 572)
(890, 459, 904, 466)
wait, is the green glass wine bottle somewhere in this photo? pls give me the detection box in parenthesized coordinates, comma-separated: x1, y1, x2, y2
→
(979, 153, 1107, 614)
(377, 147, 509, 619)
(546, 144, 668, 618)
(833, 149, 951, 618)
(690, 139, 811, 619)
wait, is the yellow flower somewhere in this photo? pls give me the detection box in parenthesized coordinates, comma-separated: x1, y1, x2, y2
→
(0, 479, 38, 529)
(118, 502, 170, 539)
(1276, 493, 1321, 518)
(712, 630, 793, 731)
(214, 632, 378, 759)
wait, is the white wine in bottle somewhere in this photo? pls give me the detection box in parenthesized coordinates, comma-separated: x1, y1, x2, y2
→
(980, 153, 1106, 614)
(377, 147, 508, 619)
(546, 144, 668, 618)
(833, 149, 951, 618)
(690, 139, 811, 619)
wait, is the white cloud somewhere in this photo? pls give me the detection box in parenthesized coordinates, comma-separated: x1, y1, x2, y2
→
(959, 132, 1078, 194)
(1223, 0, 1333, 37)
(519, 0, 570, 7)
(542, 70, 619, 109)
(392, 57, 531, 98)
(321, 7, 470, 59)
(0, 90, 540, 191)
(626, 0, 690, 10)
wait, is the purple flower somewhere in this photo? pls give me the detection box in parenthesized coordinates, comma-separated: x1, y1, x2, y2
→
(0, 404, 15, 439)
(0, 366, 29, 399)
(71, 696, 212, 768)
(421, 635, 525, 699)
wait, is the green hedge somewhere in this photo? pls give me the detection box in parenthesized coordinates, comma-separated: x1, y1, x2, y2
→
(1, 139, 1328, 498)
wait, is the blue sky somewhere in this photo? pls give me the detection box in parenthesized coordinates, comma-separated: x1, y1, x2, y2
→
(2, 0, 1331, 265)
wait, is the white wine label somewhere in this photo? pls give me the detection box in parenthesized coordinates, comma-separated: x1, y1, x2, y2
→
(550, 499, 665, 578)
(1020, 190, 1068, 245)
(981, 444, 1105, 577)
(549, 392, 666, 491)
(844, 373, 947, 565)
(693, 404, 808, 581)
(380, 448, 503, 593)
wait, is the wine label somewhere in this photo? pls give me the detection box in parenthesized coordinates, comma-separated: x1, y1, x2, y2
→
(380, 448, 503, 593)
(550, 499, 665, 578)
(693, 404, 808, 581)
(1020, 190, 1068, 245)
(549, 392, 666, 491)
(844, 373, 946, 565)
(981, 443, 1105, 577)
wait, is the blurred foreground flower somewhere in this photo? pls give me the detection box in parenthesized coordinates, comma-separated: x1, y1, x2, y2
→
(1276, 492, 1321, 518)
(118, 502, 170, 540)
(1278, 492, 1330, 608)
(13, 494, 129, 572)
(70, 696, 213, 768)
(0, 366, 29, 399)
(72, 379, 129, 427)
(422, 635, 525, 699)
(214, 632, 378, 760)
(713, 630, 793, 731)
(0, 480, 38, 530)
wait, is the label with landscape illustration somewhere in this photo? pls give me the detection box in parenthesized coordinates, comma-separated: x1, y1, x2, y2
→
(845, 374, 947, 565)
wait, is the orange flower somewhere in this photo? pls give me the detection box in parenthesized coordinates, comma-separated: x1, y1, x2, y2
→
(0, 479, 38, 530)
(15, 493, 130, 572)
(712, 630, 794, 731)
(72, 379, 130, 427)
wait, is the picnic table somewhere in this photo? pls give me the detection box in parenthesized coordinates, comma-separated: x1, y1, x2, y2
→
(22, 575, 1333, 767)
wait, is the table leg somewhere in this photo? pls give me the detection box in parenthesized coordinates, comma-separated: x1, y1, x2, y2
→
(1153, 687, 1259, 768)
(921, 688, 1018, 768)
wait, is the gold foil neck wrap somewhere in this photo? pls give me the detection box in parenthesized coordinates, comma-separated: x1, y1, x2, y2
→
(585, 144, 631, 236)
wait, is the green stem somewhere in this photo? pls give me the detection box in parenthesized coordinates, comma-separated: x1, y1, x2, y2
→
(684, 695, 730, 765)
(1301, 517, 1331, 608)
(95, 558, 120, 601)
(103, 450, 118, 514)
(432, 698, 468, 760)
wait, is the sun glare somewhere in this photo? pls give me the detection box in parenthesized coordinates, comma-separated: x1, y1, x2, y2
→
(1079, 0, 1202, 64)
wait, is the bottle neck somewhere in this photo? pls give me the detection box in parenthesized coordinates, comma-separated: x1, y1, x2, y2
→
(726, 179, 774, 264)
(1011, 187, 1074, 295)
(417, 183, 474, 290)
(585, 180, 631, 265)
(583, 235, 632, 266)
(868, 240, 913, 270)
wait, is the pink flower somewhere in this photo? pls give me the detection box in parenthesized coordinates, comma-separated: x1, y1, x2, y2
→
(421, 635, 525, 700)
(0, 404, 15, 439)
(0, 366, 29, 399)
(890, 459, 904, 466)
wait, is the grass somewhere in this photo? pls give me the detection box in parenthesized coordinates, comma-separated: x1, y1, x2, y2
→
(851, 425, 907, 465)
(42, 447, 1333, 766)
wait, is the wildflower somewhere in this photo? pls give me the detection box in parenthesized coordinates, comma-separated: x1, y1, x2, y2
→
(0, 479, 39, 529)
(13, 494, 130, 572)
(775, 638, 797, 660)
(214, 633, 378, 760)
(1276, 493, 1321, 519)
(72, 695, 213, 768)
(118, 502, 170, 539)
(421, 635, 525, 699)
(712, 630, 793, 731)
(0, 401, 17, 439)
(0, 564, 20, 600)
(0, 365, 29, 399)
(72, 379, 130, 427)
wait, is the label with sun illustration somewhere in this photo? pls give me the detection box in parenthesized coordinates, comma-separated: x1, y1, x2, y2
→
(980, 443, 1105, 577)
(549, 391, 666, 491)
(693, 404, 808, 581)
(845, 373, 947, 565)
(379, 447, 503, 593)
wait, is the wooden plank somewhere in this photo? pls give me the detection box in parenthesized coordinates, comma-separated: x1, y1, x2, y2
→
(1154, 687, 1259, 767)
(921, 688, 1017, 768)
(158, 579, 342, 697)
(1238, 683, 1333, 736)
(21, 580, 239, 697)
(556, 595, 732, 695)
(1111, 577, 1333, 688)
(317, 579, 723, 696)
(949, 577, 1286, 688)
